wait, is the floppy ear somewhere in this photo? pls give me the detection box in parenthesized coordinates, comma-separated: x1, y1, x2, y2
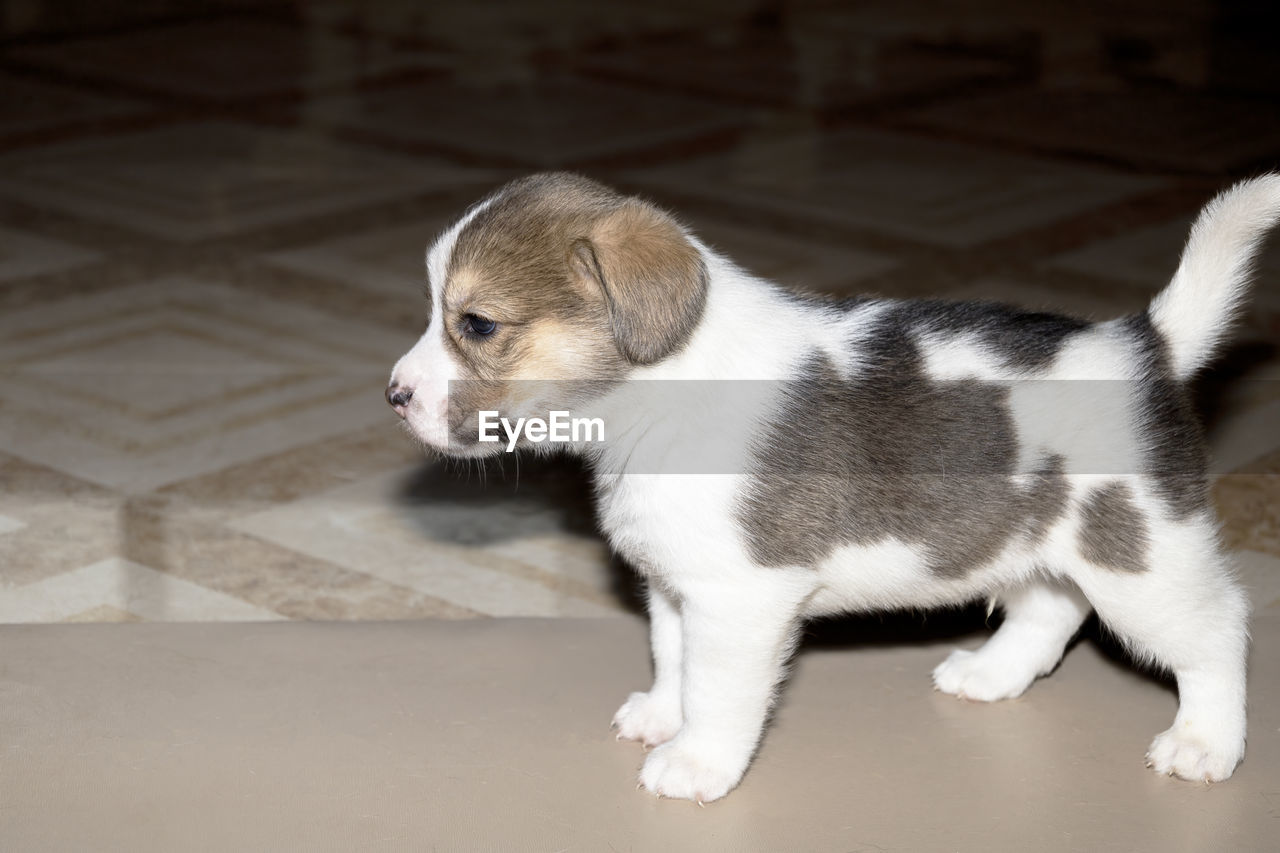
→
(571, 199, 708, 365)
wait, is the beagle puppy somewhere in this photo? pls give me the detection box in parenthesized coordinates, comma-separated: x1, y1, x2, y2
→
(389, 172, 1279, 802)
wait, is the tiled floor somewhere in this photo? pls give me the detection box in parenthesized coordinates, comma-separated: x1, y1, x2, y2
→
(6, 17, 438, 101)
(0, 121, 487, 240)
(622, 127, 1162, 246)
(0, 0, 1277, 623)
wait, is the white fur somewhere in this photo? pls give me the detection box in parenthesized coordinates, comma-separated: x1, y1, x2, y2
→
(390, 321, 457, 448)
(390, 195, 498, 449)
(391, 176, 1280, 802)
(1008, 322, 1144, 477)
(589, 250, 1250, 800)
(918, 331, 1008, 381)
(932, 579, 1092, 701)
(1150, 173, 1280, 380)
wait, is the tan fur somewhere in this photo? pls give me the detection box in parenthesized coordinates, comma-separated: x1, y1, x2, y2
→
(444, 173, 707, 378)
(445, 316, 622, 438)
(428, 173, 710, 446)
(573, 199, 708, 365)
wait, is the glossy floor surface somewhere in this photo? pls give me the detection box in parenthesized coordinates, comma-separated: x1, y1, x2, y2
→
(3, 609, 1280, 851)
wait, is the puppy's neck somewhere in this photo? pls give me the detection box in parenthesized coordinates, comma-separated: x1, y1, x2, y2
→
(580, 254, 826, 475)
(636, 249, 817, 382)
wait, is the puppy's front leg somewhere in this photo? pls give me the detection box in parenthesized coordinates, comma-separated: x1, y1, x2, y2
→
(613, 583, 684, 746)
(639, 571, 813, 803)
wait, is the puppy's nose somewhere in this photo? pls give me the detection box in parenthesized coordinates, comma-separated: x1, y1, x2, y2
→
(386, 383, 413, 416)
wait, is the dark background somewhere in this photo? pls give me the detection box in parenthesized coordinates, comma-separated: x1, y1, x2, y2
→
(4, 0, 1280, 322)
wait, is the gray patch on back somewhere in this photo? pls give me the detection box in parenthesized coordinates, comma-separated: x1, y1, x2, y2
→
(1077, 482, 1150, 572)
(896, 298, 1088, 372)
(737, 304, 1069, 576)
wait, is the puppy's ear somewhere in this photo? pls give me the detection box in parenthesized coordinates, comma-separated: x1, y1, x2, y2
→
(571, 199, 708, 365)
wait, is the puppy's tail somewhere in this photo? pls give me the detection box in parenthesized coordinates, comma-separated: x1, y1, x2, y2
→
(1150, 173, 1280, 380)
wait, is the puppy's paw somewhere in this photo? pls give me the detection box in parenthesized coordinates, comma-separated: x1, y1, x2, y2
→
(932, 648, 1034, 702)
(612, 691, 682, 747)
(638, 736, 745, 803)
(1147, 724, 1244, 783)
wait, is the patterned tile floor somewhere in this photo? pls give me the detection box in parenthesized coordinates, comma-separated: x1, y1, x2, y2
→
(0, 0, 1277, 622)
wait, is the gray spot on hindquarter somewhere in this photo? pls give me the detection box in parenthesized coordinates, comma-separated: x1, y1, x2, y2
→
(1078, 482, 1150, 572)
(738, 303, 1070, 576)
(1122, 311, 1210, 518)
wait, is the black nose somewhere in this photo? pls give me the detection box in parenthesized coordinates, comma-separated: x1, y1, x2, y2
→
(386, 384, 413, 410)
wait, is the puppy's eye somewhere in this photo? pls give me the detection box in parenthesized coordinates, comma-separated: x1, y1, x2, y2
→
(464, 314, 498, 337)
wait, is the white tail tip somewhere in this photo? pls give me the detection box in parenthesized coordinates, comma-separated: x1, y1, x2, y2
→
(1150, 173, 1280, 380)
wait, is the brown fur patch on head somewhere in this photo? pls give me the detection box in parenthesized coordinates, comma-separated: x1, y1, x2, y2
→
(446, 173, 707, 379)
(435, 173, 707, 448)
(445, 174, 625, 385)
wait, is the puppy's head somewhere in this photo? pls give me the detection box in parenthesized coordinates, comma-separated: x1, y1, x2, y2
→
(387, 173, 708, 455)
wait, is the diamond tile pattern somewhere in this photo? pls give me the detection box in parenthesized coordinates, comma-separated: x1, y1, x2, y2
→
(264, 214, 455, 296)
(7, 17, 441, 100)
(626, 129, 1160, 247)
(578, 32, 1017, 112)
(0, 225, 101, 281)
(1048, 217, 1280, 312)
(0, 1, 1276, 623)
(310, 75, 746, 167)
(900, 88, 1280, 173)
(0, 122, 488, 240)
(0, 276, 402, 491)
(0, 72, 148, 140)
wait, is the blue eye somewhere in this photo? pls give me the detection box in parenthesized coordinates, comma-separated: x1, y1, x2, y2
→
(465, 314, 497, 336)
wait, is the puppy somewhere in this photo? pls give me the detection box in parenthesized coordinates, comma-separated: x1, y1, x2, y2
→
(388, 172, 1279, 802)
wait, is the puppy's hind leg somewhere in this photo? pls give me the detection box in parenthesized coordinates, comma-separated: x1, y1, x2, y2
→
(933, 578, 1093, 701)
(1068, 514, 1249, 782)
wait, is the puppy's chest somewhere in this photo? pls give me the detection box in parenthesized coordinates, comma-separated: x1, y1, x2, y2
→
(592, 475, 739, 577)
(593, 478, 672, 574)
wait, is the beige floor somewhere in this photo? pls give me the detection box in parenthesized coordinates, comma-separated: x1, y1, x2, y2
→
(1, 1, 1278, 623)
(3, 607, 1279, 851)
